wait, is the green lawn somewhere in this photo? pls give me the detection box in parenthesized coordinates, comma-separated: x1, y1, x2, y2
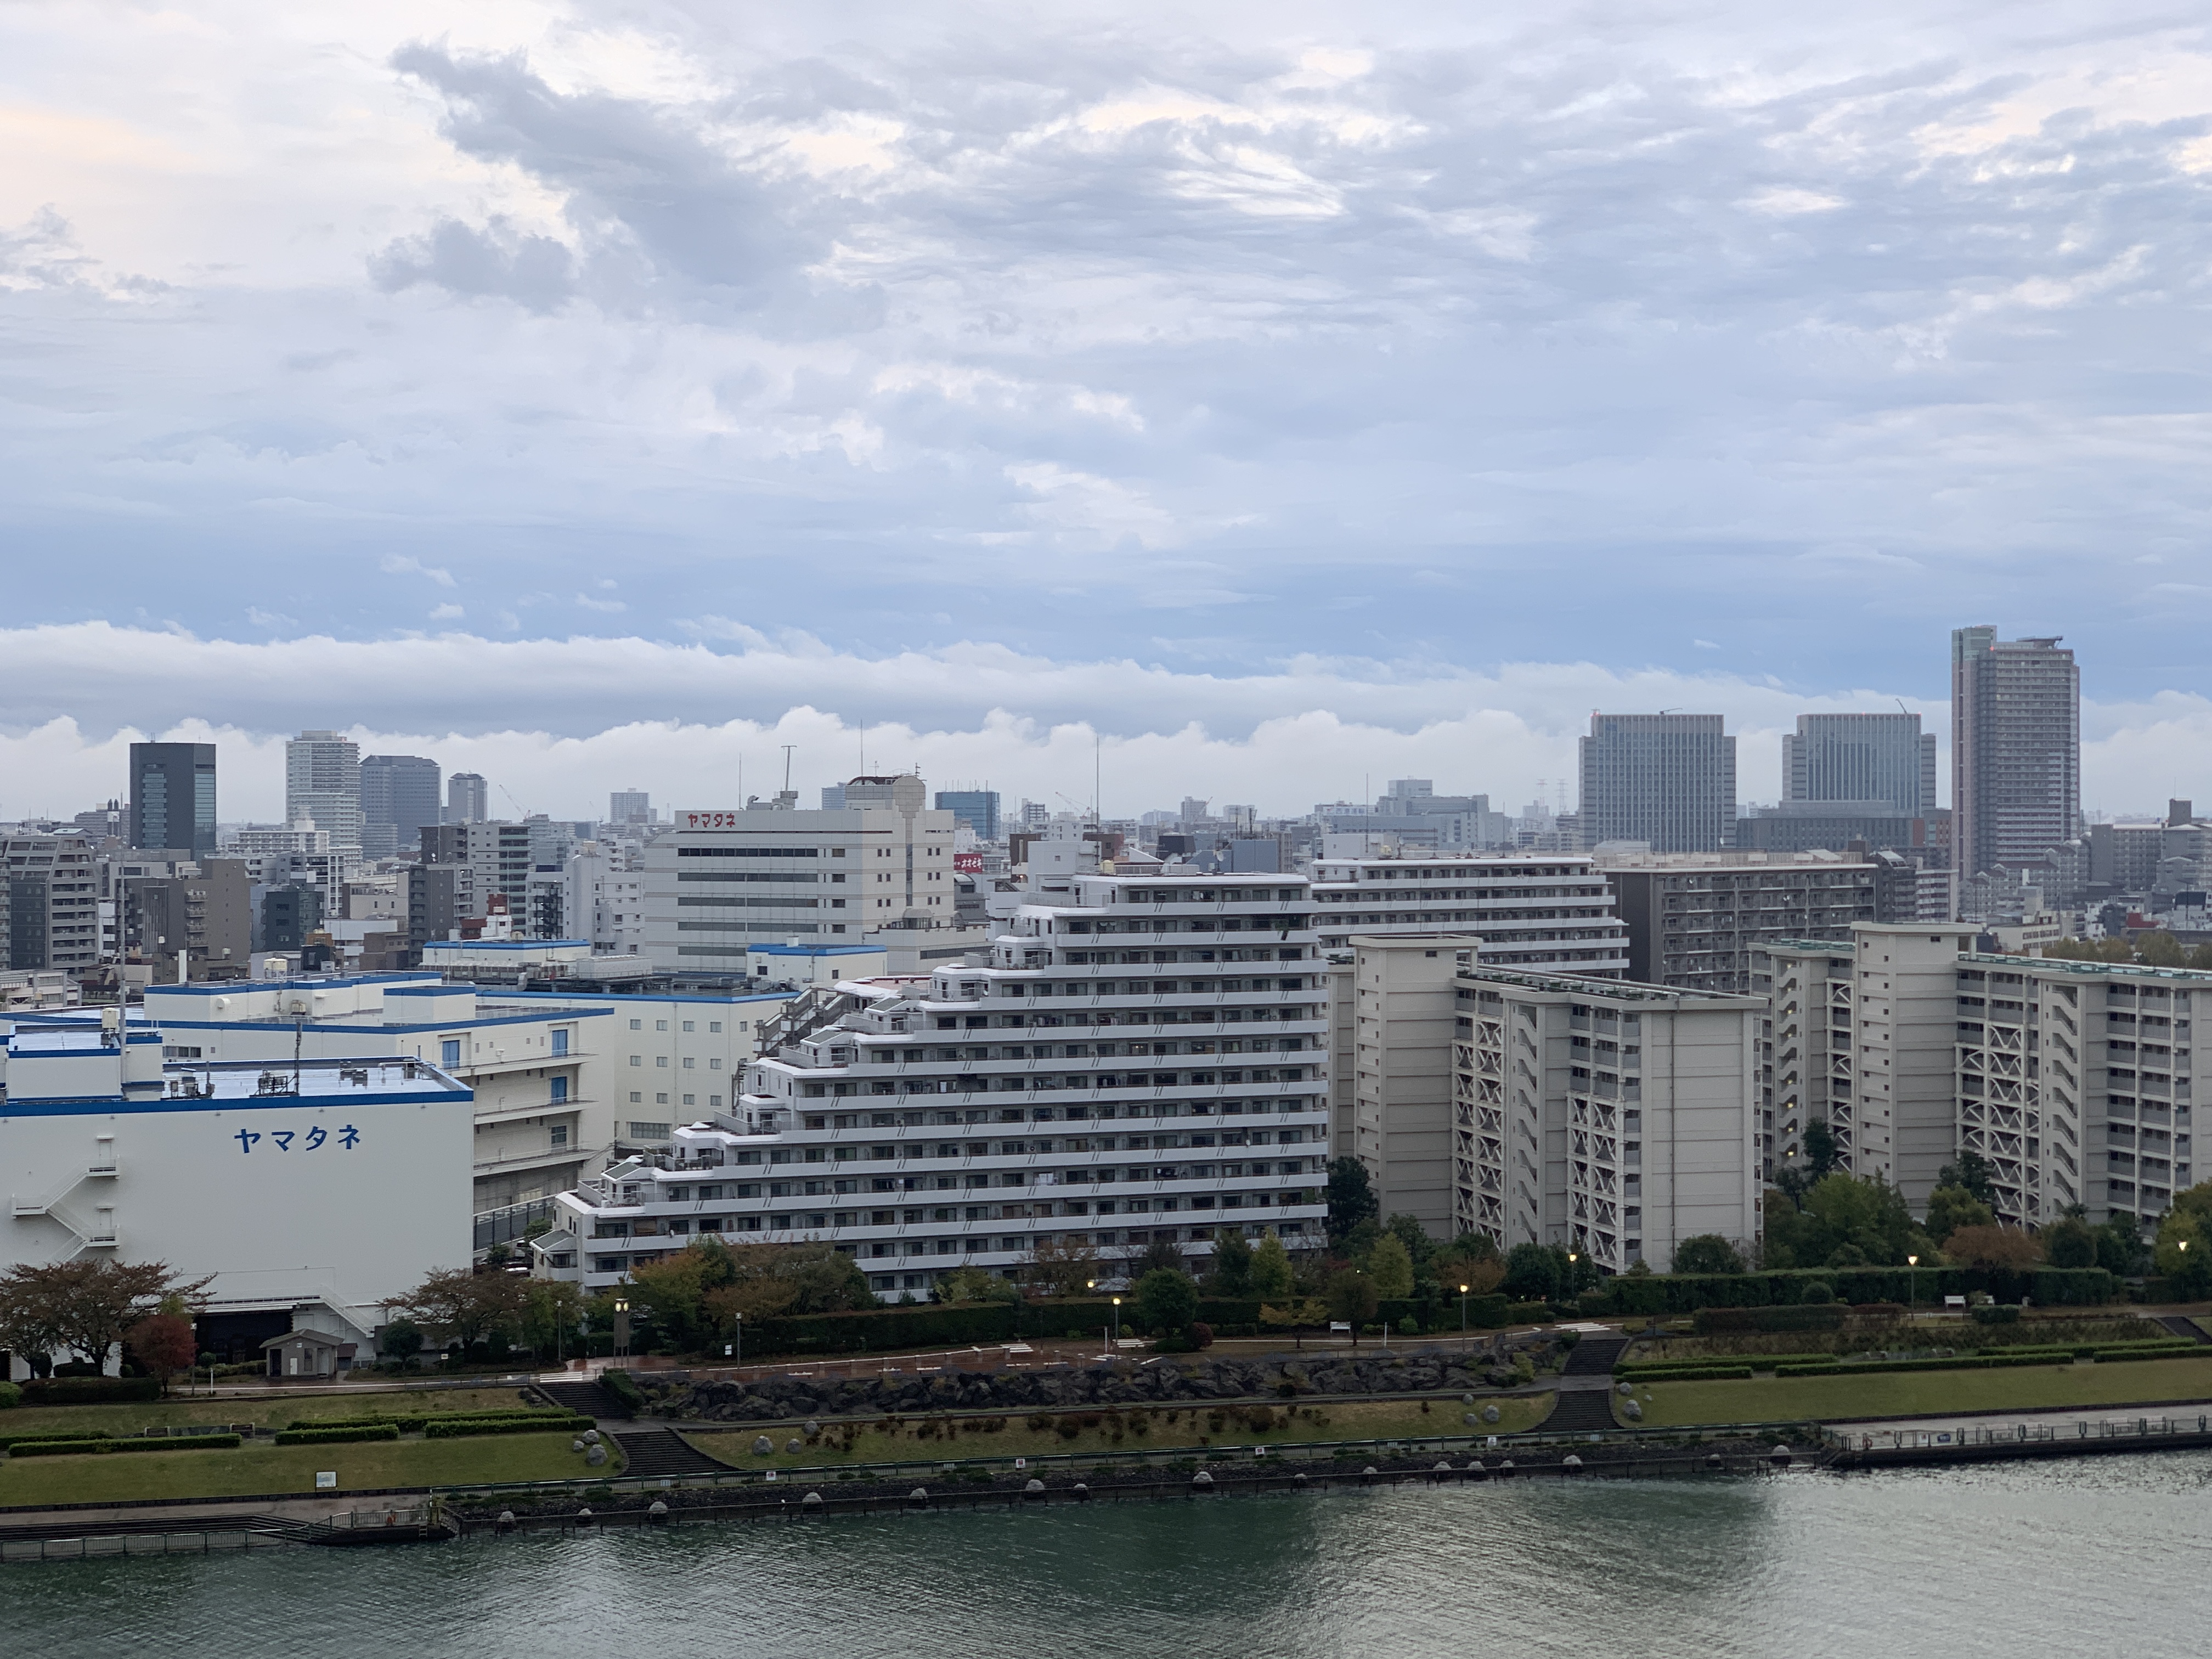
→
(681, 1395, 1553, 1470)
(0, 1431, 602, 1508)
(1633, 1356, 2212, 1428)
(0, 1386, 547, 1440)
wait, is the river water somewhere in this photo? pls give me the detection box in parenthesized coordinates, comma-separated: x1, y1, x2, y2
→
(9, 1454, 2210, 1656)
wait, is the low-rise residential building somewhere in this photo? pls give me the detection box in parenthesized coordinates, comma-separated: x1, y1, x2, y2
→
(539, 871, 1330, 1295)
(1454, 966, 1764, 1272)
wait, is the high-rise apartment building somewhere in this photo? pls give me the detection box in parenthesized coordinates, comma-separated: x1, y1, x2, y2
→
(1578, 714, 1736, 853)
(446, 772, 489, 825)
(1594, 849, 1880, 995)
(360, 755, 442, 860)
(1951, 628, 2081, 879)
(935, 789, 1002, 842)
(1310, 853, 1629, 973)
(284, 731, 362, 854)
(610, 791, 652, 826)
(127, 742, 218, 857)
(1783, 713, 1937, 816)
(3, 836, 100, 974)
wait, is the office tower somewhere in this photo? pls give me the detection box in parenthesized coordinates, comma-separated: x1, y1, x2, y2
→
(1951, 629, 2081, 879)
(935, 789, 1002, 841)
(360, 755, 442, 860)
(1783, 713, 1937, 815)
(445, 772, 489, 825)
(127, 742, 218, 857)
(609, 789, 652, 825)
(284, 731, 362, 853)
(1577, 714, 1736, 853)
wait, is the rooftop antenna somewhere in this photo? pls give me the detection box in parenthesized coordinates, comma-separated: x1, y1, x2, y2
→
(781, 744, 796, 794)
(1095, 729, 1102, 827)
(859, 719, 865, 778)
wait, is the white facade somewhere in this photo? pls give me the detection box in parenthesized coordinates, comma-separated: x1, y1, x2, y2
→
(1454, 966, 1763, 1271)
(646, 794, 960, 971)
(2, 1015, 472, 1363)
(568, 845, 646, 956)
(139, 974, 792, 1217)
(542, 871, 1330, 1295)
(1346, 934, 1480, 1240)
(284, 731, 363, 856)
(1310, 853, 1629, 975)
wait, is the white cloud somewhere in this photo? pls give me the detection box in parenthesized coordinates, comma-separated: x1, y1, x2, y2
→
(379, 554, 456, 589)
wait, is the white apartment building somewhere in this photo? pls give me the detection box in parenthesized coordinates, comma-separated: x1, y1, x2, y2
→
(539, 871, 1330, 1295)
(2, 1011, 473, 1367)
(138, 973, 791, 1217)
(284, 731, 363, 856)
(1344, 934, 1480, 1238)
(1310, 853, 1629, 974)
(1764, 924, 2200, 1233)
(645, 783, 958, 973)
(568, 844, 646, 956)
(1454, 966, 1764, 1272)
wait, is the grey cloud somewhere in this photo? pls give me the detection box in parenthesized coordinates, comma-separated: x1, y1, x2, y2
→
(370, 216, 577, 312)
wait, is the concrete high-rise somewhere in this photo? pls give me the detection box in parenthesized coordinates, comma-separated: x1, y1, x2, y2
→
(609, 790, 652, 825)
(1783, 713, 1936, 816)
(1578, 714, 1736, 853)
(1951, 629, 2080, 879)
(360, 755, 442, 860)
(127, 742, 218, 857)
(285, 731, 362, 853)
(445, 772, 489, 825)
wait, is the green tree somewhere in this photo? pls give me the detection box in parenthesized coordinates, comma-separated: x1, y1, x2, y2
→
(1942, 1224, 2041, 1271)
(2095, 1216, 2152, 1276)
(1936, 1150, 1996, 1206)
(1018, 1234, 1102, 1299)
(1803, 1120, 1840, 1179)
(0, 1259, 208, 1370)
(1209, 1229, 1254, 1296)
(1248, 1234, 1295, 1299)
(1924, 1185, 1994, 1244)
(2136, 929, 2186, 967)
(378, 1318, 425, 1367)
(1325, 1158, 1379, 1246)
(1672, 1234, 1746, 1276)
(937, 1266, 1019, 1306)
(1134, 1267, 1199, 1336)
(1764, 1173, 1917, 1269)
(1132, 1235, 1188, 1278)
(1324, 1268, 1380, 1337)
(1448, 1231, 1501, 1263)
(1503, 1242, 1561, 1302)
(2155, 1203, 2211, 1298)
(521, 1281, 584, 1358)
(1367, 1234, 1415, 1299)
(2041, 1215, 2097, 1269)
(2189, 944, 2212, 972)
(1384, 1212, 1436, 1265)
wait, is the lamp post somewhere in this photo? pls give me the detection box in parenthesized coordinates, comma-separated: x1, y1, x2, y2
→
(1460, 1284, 1470, 1348)
(613, 1295, 631, 1362)
(1566, 1250, 1578, 1303)
(1906, 1255, 1918, 1322)
(1111, 1296, 1121, 1348)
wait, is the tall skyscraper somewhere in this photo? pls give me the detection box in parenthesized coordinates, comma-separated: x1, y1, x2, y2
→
(1577, 714, 1736, 852)
(445, 772, 489, 825)
(284, 731, 362, 853)
(127, 742, 217, 856)
(1782, 713, 1937, 815)
(360, 754, 442, 859)
(1951, 628, 2081, 879)
(935, 789, 1002, 840)
(609, 789, 652, 825)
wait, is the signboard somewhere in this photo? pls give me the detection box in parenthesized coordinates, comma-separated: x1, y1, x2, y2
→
(681, 811, 746, 830)
(315, 1471, 337, 1489)
(1329, 1321, 1351, 1333)
(953, 852, 984, 873)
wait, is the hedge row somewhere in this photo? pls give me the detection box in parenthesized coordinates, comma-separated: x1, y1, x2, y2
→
(1772, 1342, 2199, 1379)
(9, 1434, 240, 1457)
(1, 1429, 116, 1451)
(1621, 1364, 1755, 1383)
(424, 1415, 594, 1440)
(284, 1409, 574, 1434)
(19, 1376, 162, 1406)
(1602, 1266, 2117, 1316)
(273, 1424, 401, 1447)
(1692, 1306, 1848, 1335)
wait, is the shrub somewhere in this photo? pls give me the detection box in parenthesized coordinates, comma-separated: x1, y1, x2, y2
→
(0, 1381, 18, 1409)
(599, 1369, 645, 1412)
(1189, 1322, 1215, 1349)
(1799, 1280, 1836, 1305)
(1, 1430, 116, 1451)
(8, 1439, 117, 1458)
(1504, 1302, 1551, 1325)
(20, 1376, 162, 1406)
(12, 1434, 241, 1457)
(1971, 1305, 2023, 1325)
(275, 1424, 401, 1446)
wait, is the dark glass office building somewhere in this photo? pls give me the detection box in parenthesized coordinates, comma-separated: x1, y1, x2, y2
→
(128, 742, 217, 856)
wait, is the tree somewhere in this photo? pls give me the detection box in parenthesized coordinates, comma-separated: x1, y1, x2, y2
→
(1937, 1151, 1997, 1206)
(123, 1312, 198, 1390)
(1130, 1235, 1187, 1279)
(698, 1241, 877, 1336)
(1248, 1234, 1295, 1299)
(936, 1266, 1019, 1306)
(1018, 1234, 1102, 1299)
(1925, 1186, 1994, 1244)
(1134, 1267, 1199, 1336)
(0, 1259, 207, 1370)
(2041, 1215, 2097, 1269)
(1325, 1158, 1379, 1246)
(1209, 1229, 1254, 1296)
(1941, 1224, 2042, 1272)
(1763, 1173, 1918, 1269)
(1672, 1234, 1746, 1276)
(2096, 1215, 2152, 1276)
(1367, 1234, 1415, 1300)
(1447, 1231, 1501, 1264)
(1384, 1212, 1436, 1266)
(1803, 1120, 1839, 1180)
(1503, 1242, 1561, 1302)
(520, 1281, 584, 1358)
(1432, 1251, 1507, 1297)
(378, 1318, 425, 1367)
(2135, 929, 2186, 967)
(393, 1267, 525, 1352)
(1324, 1269, 1380, 1337)
(2155, 1204, 2211, 1299)
(625, 1251, 716, 1350)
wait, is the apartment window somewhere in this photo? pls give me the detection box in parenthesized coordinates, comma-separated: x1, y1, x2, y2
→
(549, 1124, 569, 1148)
(682, 1057, 695, 1069)
(710, 1021, 723, 1033)
(629, 1018, 642, 1030)
(656, 1092, 669, 1105)
(630, 1055, 642, 1066)
(550, 1076, 569, 1103)
(551, 1028, 570, 1057)
(682, 1020, 695, 1032)
(629, 1091, 642, 1103)
(656, 1019, 669, 1031)
(629, 1121, 672, 1140)
(656, 1056, 669, 1068)
(441, 1039, 460, 1066)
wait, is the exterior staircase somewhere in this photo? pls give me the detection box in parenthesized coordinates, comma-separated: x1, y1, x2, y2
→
(534, 1379, 629, 1420)
(611, 1429, 729, 1479)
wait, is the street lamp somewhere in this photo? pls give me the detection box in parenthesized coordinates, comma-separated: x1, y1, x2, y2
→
(1111, 1296, 1121, 1348)
(1906, 1255, 1918, 1321)
(1459, 1284, 1470, 1345)
(612, 1294, 631, 1362)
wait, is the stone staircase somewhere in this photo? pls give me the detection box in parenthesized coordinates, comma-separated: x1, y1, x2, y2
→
(534, 1379, 629, 1420)
(612, 1429, 729, 1479)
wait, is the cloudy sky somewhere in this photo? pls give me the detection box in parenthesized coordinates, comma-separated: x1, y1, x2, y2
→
(4, 0, 2211, 820)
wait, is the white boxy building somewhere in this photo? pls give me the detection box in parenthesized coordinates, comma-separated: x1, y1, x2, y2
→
(2, 1011, 473, 1373)
(538, 872, 1331, 1296)
(138, 974, 792, 1218)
